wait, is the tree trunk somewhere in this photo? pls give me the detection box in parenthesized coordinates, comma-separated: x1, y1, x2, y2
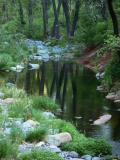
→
(28, 0, 33, 37)
(71, 0, 80, 36)
(107, 0, 119, 36)
(41, 0, 49, 38)
(51, 0, 62, 38)
(51, 0, 60, 39)
(62, 0, 71, 37)
(18, 0, 25, 25)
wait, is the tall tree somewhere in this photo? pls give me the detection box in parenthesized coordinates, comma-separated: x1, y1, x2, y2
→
(71, 0, 80, 36)
(51, 0, 60, 38)
(107, 0, 119, 36)
(18, 0, 25, 25)
(28, 0, 33, 37)
(62, 0, 71, 37)
(41, 0, 49, 38)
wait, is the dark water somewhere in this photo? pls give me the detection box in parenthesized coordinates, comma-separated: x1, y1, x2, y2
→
(1, 60, 120, 155)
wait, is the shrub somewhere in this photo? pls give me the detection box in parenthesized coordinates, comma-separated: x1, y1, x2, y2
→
(19, 150, 64, 160)
(31, 96, 58, 112)
(25, 127, 47, 142)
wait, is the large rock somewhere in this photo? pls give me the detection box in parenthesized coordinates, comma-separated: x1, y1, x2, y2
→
(21, 119, 40, 134)
(45, 132, 72, 146)
(106, 92, 116, 100)
(93, 114, 112, 125)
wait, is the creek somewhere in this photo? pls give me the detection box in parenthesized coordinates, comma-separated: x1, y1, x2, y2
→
(0, 41, 120, 155)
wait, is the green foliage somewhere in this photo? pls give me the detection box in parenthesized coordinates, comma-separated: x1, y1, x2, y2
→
(19, 149, 64, 160)
(25, 127, 47, 142)
(0, 135, 18, 159)
(31, 96, 58, 112)
(10, 127, 25, 143)
(0, 54, 13, 70)
(104, 54, 120, 85)
(8, 98, 32, 118)
(0, 86, 26, 99)
(46, 119, 112, 156)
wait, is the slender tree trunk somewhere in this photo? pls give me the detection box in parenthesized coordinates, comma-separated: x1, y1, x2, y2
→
(51, 0, 60, 39)
(62, 0, 71, 37)
(107, 0, 119, 36)
(41, 0, 49, 38)
(18, 0, 25, 25)
(28, 0, 33, 37)
(51, 0, 62, 38)
(71, 0, 80, 36)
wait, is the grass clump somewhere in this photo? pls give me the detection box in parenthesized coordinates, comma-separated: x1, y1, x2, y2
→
(10, 127, 25, 143)
(19, 149, 64, 160)
(0, 86, 26, 99)
(25, 127, 47, 142)
(0, 54, 13, 70)
(8, 98, 32, 119)
(31, 96, 58, 112)
(0, 135, 18, 159)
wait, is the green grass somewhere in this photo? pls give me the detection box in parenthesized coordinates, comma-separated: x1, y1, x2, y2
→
(25, 127, 47, 143)
(9, 127, 25, 143)
(31, 96, 58, 112)
(19, 150, 64, 160)
(0, 135, 18, 159)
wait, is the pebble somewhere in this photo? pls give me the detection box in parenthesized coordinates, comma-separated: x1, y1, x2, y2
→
(81, 155, 92, 160)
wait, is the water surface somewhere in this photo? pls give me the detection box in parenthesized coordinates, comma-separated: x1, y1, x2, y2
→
(1, 60, 120, 155)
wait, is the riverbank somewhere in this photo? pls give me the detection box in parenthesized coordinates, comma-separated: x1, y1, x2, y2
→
(0, 85, 112, 159)
(79, 47, 120, 105)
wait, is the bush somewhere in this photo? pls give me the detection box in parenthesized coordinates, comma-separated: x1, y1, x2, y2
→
(31, 96, 58, 112)
(25, 127, 47, 142)
(19, 150, 64, 160)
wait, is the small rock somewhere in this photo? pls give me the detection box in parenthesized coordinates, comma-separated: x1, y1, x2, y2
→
(45, 132, 72, 146)
(106, 92, 116, 100)
(81, 155, 92, 160)
(114, 99, 120, 103)
(18, 143, 34, 153)
(92, 157, 101, 160)
(49, 145, 61, 153)
(71, 159, 84, 160)
(3, 98, 15, 104)
(42, 112, 55, 118)
(35, 141, 45, 147)
(28, 63, 40, 70)
(62, 151, 79, 158)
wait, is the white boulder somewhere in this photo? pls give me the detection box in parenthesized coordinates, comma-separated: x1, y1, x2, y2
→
(45, 132, 72, 146)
